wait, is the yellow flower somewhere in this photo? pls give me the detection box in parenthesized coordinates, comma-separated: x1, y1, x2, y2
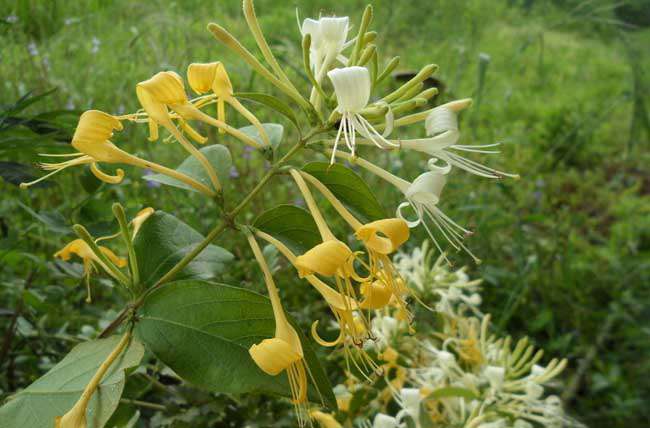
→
(359, 279, 392, 309)
(55, 238, 126, 302)
(137, 70, 263, 149)
(54, 402, 86, 428)
(310, 411, 342, 428)
(131, 207, 155, 238)
(20, 111, 215, 196)
(295, 240, 353, 278)
(187, 62, 270, 146)
(356, 218, 409, 255)
(246, 234, 309, 424)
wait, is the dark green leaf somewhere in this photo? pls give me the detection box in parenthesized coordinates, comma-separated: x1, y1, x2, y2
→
(136, 280, 336, 409)
(142, 144, 231, 193)
(235, 92, 300, 131)
(0, 335, 144, 428)
(0, 161, 52, 188)
(133, 211, 233, 288)
(302, 162, 386, 223)
(18, 202, 70, 234)
(253, 205, 321, 254)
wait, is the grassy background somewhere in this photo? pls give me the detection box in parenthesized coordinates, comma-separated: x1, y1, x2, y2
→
(1, 0, 649, 427)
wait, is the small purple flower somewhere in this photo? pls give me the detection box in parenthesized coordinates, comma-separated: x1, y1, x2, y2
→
(229, 166, 239, 178)
(293, 197, 305, 207)
(27, 42, 39, 57)
(242, 145, 254, 160)
(6, 15, 18, 24)
(143, 169, 161, 188)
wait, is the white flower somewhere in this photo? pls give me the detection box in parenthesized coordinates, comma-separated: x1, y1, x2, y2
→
(484, 365, 505, 391)
(398, 99, 518, 179)
(327, 66, 397, 162)
(372, 413, 402, 428)
(395, 388, 421, 426)
(300, 16, 350, 78)
(396, 168, 479, 262)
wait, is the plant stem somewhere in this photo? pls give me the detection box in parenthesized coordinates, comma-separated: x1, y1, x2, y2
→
(99, 128, 322, 338)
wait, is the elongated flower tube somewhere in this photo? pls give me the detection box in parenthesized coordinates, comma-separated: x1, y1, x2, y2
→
(246, 234, 309, 424)
(328, 66, 397, 163)
(20, 110, 215, 196)
(55, 238, 126, 302)
(55, 331, 131, 428)
(255, 229, 379, 381)
(299, 171, 410, 312)
(311, 411, 343, 428)
(332, 151, 478, 263)
(396, 99, 518, 179)
(187, 62, 270, 147)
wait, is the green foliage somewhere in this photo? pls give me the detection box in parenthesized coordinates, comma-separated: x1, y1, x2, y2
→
(0, 336, 144, 428)
(133, 211, 233, 287)
(143, 144, 232, 193)
(302, 162, 386, 223)
(253, 205, 321, 254)
(135, 280, 336, 408)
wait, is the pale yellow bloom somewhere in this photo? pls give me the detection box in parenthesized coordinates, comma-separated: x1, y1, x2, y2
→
(187, 62, 270, 146)
(20, 111, 215, 196)
(246, 234, 309, 424)
(356, 218, 409, 255)
(131, 207, 155, 238)
(311, 410, 343, 428)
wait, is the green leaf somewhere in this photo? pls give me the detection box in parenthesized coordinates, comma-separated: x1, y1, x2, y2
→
(426, 386, 478, 400)
(0, 336, 144, 428)
(136, 280, 336, 409)
(235, 92, 300, 131)
(253, 205, 321, 254)
(302, 162, 386, 223)
(238, 123, 284, 152)
(18, 201, 70, 234)
(142, 144, 231, 193)
(133, 211, 233, 288)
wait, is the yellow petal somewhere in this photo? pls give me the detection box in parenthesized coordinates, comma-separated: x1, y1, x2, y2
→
(359, 280, 392, 310)
(187, 62, 218, 94)
(356, 218, 409, 254)
(249, 337, 302, 376)
(294, 240, 352, 277)
(310, 411, 342, 428)
(71, 110, 129, 164)
(138, 71, 188, 105)
(212, 62, 234, 98)
(54, 239, 94, 262)
(132, 207, 155, 238)
(99, 246, 127, 268)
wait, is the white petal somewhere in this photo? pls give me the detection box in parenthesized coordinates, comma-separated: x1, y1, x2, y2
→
(328, 66, 371, 113)
(405, 171, 447, 206)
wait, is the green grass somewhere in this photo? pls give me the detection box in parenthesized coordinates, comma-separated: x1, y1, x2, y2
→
(1, 0, 649, 427)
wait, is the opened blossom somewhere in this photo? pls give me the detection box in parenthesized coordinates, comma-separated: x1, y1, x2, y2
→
(187, 61, 270, 147)
(20, 110, 215, 196)
(246, 234, 309, 425)
(328, 66, 397, 163)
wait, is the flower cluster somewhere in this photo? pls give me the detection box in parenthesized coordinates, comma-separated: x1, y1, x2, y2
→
(19, 2, 530, 426)
(311, 242, 578, 428)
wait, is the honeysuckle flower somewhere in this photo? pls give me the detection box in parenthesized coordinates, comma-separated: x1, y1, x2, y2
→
(20, 110, 215, 196)
(187, 62, 270, 147)
(369, 413, 403, 428)
(55, 238, 126, 302)
(328, 66, 397, 163)
(298, 171, 411, 313)
(131, 207, 155, 238)
(333, 152, 479, 263)
(300, 16, 351, 79)
(246, 234, 309, 424)
(310, 410, 343, 428)
(55, 331, 131, 428)
(396, 99, 518, 179)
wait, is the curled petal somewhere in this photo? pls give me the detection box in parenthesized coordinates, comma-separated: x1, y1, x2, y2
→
(90, 163, 124, 184)
(295, 240, 352, 277)
(311, 320, 344, 347)
(71, 111, 129, 163)
(137, 71, 188, 105)
(405, 171, 447, 206)
(356, 218, 409, 254)
(249, 337, 302, 376)
(132, 207, 155, 238)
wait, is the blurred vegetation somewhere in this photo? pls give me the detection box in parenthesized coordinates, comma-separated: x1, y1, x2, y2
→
(1, 0, 648, 427)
